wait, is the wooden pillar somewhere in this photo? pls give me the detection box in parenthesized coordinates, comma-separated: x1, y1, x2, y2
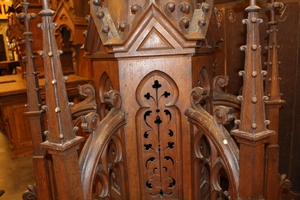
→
(264, 0, 285, 143)
(20, 1, 52, 199)
(231, 0, 274, 199)
(42, 140, 84, 199)
(264, 1, 291, 199)
(234, 133, 272, 199)
(24, 111, 52, 199)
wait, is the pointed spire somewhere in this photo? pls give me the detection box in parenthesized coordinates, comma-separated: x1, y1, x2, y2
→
(38, 1, 84, 198)
(231, 1, 275, 198)
(20, 1, 53, 199)
(265, 0, 284, 103)
(38, 0, 78, 144)
(235, 0, 270, 134)
(18, 0, 42, 111)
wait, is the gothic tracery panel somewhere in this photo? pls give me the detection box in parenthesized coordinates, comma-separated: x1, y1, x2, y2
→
(136, 71, 181, 199)
(92, 133, 125, 200)
(193, 130, 231, 199)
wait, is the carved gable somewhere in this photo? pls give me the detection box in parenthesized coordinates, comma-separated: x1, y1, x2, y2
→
(85, 1, 221, 57)
(114, 7, 197, 57)
(53, 3, 74, 31)
(138, 27, 173, 51)
(53, 2, 87, 45)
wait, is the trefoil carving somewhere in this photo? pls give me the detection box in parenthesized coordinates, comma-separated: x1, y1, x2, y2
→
(136, 71, 181, 199)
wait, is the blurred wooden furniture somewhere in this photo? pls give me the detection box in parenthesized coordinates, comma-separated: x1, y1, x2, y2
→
(0, 0, 92, 159)
(52, 0, 91, 78)
(0, 189, 4, 197)
(7, 0, 91, 78)
(0, 60, 19, 75)
(0, 74, 90, 158)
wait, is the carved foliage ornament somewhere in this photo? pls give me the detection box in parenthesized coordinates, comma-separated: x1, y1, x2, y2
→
(136, 71, 181, 199)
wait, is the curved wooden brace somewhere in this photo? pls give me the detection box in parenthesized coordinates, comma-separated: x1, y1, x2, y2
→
(212, 75, 240, 134)
(185, 86, 239, 199)
(71, 84, 97, 121)
(212, 75, 240, 111)
(78, 90, 126, 200)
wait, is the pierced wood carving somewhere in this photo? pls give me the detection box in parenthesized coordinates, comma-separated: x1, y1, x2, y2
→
(136, 71, 181, 199)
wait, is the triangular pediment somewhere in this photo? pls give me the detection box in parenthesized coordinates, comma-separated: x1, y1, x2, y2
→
(53, 3, 75, 29)
(113, 5, 196, 57)
(137, 27, 174, 51)
(53, 2, 76, 41)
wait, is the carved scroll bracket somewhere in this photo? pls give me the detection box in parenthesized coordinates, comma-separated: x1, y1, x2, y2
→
(280, 174, 292, 194)
(185, 86, 239, 199)
(213, 106, 234, 127)
(71, 84, 97, 121)
(213, 75, 240, 110)
(22, 184, 36, 200)
(79, 89, 126, 200)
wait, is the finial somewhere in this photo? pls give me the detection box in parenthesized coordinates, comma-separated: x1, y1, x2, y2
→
(233, 0, 267, 133)
(265, 0, 285, 103)
(21, 0, 42, 111)
(245, 0, 261, 12)
(39, 0, 77, 143)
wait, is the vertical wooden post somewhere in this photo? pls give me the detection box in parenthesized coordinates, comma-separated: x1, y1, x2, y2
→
(231, 0, 274, 199)
(265, 1, 285, 144)
(38, 0, 84, 199)
(264, 1, 292, 199)
(20, 0, 52, 199)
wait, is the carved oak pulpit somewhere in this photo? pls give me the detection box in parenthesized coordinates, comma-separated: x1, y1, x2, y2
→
(82, 0, 240, 199)
(21, 0, 292, 199)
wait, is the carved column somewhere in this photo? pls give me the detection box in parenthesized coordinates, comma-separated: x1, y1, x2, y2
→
(264, 1, 291, 198)
(265, 1, 285, 144)
(231, 0, 274, 199)
(19, 1, 52, 199)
